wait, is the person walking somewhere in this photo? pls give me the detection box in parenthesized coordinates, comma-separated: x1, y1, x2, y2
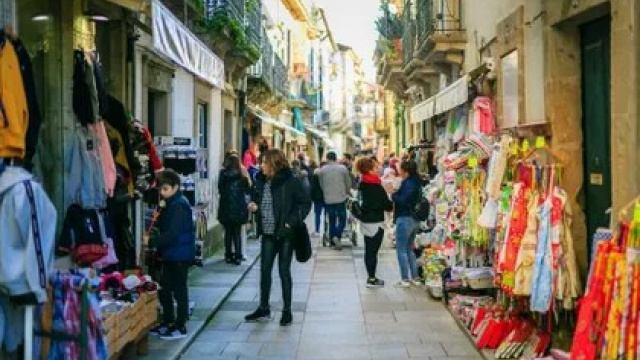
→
(386, 160, 422, 287)
(245, 149, 311, 326)
(310, 161, 326, 236)
(218, 153, 251, 265)
(356, 157, 392, 288)
(317, 152, 352, 250)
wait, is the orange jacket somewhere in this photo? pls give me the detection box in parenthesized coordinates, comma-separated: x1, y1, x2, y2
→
(0, 40, 28, 159)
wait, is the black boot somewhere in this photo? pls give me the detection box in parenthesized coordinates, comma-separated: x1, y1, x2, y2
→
(280, 310, 293, 326)
(245, 306, 271, 322)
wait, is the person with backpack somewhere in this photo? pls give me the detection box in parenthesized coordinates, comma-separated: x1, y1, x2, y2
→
(218, 153, 252, 265)
(385, 160, 422, 287)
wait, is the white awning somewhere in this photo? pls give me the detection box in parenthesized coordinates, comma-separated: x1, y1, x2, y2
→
(151, 0, 224, 88)
(281, 123, 305, 137)
(434, 75, 468, 115)
(411, 96, 435, 124)
(304, 125, 329, 139)
(410, 75, 469, 124)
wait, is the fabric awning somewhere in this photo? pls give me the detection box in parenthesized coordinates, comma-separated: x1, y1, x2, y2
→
(411, 96, 435, 124)
(410, 75, 469, 124)
(281, 123, 305, 137)
(434, 75, 468, 115)
(151, 0, 224, 88)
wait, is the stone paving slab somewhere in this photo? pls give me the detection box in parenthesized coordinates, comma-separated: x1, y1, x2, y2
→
(154, 225, 483, 360)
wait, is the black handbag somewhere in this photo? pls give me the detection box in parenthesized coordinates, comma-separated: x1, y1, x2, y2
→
(348, 191, 364, 220)
(293, 221, 312, 263)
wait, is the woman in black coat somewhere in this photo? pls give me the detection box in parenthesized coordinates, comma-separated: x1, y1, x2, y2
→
(245, 149, 311, 326)
(218, 154, 251, 265)
(356, 157, 393, 288)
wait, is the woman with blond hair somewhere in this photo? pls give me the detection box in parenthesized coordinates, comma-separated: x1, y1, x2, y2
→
(245, 149, 311, 326)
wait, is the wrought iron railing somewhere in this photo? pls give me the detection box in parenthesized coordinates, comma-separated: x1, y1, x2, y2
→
(273, 55, 288, 96)
(416, 0, 464, 44)
(205, 0, 244, 21)
(245, 2, 262, 50)
(402, 0, 414, 67)
(416, 0, 434, 44)
(248, 29, 274, 88)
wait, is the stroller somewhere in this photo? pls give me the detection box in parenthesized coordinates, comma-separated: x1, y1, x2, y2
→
(322, 194, 359, 248)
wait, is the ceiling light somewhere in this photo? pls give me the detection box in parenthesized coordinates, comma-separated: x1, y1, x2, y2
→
(32, 14, 51, 22)
(84, 11, 109, 22)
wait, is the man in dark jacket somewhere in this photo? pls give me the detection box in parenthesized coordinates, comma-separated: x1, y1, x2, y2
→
(148, 169, 195, 340)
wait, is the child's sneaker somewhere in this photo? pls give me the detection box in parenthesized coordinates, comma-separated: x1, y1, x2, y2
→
(149, 323, 170, 336)
(411, 279, 423, 286)
(280, 310, 293, 326)
(159, 325, 187, 340)
(394, 280, 411, 288)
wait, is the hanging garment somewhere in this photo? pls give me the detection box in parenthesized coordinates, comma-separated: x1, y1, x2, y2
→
(129, 121, 163, 192)
(104, 122, 133, 195)
(72, 50, 95, 126)
(84, 52, 100, 124)
(500, 182, 528, 293)
(45, 273, 107, 360)
(103, 95, 134, 167)
(472, 96, 496, 135)
(530, 195, 553, 313)
(513, 192, 539, 296)
(555, 188, 582, 310)
(90, 51, 108, 118)
(89, 122, 116, 197)
(11, 37, 42, 169)
(0, 166, 57, 304)
(0, 38, 29, 159)
(58, 205, 108, 265)
(65, 126, 107, 209)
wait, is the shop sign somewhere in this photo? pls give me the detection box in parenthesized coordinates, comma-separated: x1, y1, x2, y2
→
(151, 0, 224, 89)
(155, 136, 192, 146)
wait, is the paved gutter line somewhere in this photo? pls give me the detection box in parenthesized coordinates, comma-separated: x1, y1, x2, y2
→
(169, 252, 261, 360)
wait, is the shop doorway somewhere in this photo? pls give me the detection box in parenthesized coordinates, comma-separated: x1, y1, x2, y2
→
(580, 16, 612, 253)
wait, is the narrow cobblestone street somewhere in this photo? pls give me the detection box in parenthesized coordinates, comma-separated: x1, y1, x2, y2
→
(177, 233, 481, 360)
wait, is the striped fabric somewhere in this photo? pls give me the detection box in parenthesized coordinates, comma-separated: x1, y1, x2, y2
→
(261, 181, 276, 235)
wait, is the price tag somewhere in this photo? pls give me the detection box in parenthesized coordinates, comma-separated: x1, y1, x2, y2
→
(521, 139, 530, 152)
(634, 203, 640, 222)
(468, 156, 478, 168)
(535, 136, 546, 149)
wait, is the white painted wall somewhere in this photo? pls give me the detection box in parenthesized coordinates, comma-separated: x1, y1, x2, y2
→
(209, 88, 223, 229)
(171, 68, 196, 138)
(463, 0, 545, 124)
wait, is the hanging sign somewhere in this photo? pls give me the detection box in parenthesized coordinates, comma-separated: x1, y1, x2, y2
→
(634, 203, 640, 222)
(535, 136, 546, 149)
(521, 139, 530, 153)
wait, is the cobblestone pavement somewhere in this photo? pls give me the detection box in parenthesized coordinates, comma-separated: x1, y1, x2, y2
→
(177, 232, 482, 360)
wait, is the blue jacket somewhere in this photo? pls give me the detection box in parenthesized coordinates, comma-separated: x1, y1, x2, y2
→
(152, 191, 196, 262)
(392, 175, 421, 220)
(65, 127, 107, 209)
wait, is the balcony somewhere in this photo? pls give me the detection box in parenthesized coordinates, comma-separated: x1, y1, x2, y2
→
(375, 37, 406, 97)
(197, 0, 261, 78)
(273, 55, 288, 98)
(403, 0, 467, 82)
(402, 0, 465, 85)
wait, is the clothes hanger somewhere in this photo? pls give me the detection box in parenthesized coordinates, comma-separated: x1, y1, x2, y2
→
(618, 195, 640, 222)
(522, 145, 564, 165)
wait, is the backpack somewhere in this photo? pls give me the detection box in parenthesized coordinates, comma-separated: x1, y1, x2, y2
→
(411, 186, 430, 222)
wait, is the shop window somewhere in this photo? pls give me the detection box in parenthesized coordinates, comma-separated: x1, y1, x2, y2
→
(147, 89, 169, 136)
(501, 50, 519, 127)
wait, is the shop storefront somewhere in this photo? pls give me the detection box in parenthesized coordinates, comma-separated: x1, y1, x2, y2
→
(0, 0, 224, 357)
